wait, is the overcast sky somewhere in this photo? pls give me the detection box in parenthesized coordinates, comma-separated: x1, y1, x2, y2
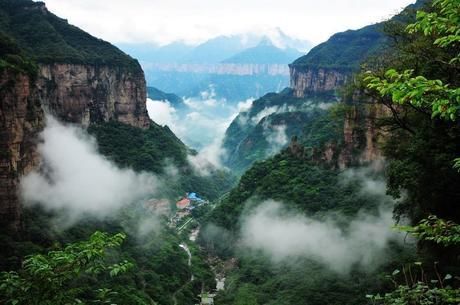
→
(41, 0, 416, 46)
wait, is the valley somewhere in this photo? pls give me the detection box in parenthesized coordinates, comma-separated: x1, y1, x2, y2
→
(0, 0, 459, 304)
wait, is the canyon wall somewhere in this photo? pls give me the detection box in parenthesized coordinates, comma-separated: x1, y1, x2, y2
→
(288, 65, 351, 98)
(0, 71, 45, 232)
(0, 63, 150, 232)
(37, 64, 149, 129)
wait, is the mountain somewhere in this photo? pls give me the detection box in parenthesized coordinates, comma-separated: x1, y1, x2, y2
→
(0, 0, 234, 233)
(181, 35, 254, 63)
(147, 86, 184, 108)
(221, 89, 336, 173)
(289, 0, 427, 97)
(119, 31, 310, 101)
(0, 1, 235, 303)
(223, 38, 303, 64)
(221, 0, 427, 171)
(0, 0, 150, 232)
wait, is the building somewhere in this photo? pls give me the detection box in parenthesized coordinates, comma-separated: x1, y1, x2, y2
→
(176, 197, 191, 209)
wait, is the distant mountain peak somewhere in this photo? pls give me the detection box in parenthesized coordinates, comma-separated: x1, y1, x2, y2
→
(258, 37, 274, 47)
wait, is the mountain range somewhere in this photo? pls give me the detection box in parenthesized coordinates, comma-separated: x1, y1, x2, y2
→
(117, 29, 311, 101)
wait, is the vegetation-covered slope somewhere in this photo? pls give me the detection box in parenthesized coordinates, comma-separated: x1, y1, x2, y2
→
(222, 89, 339, 173)
(147, 86, 185, 108)
(292, 24, 386, 70)
(291, 0, 427, 70)
(0, 0, 140, 69)
(200, 147, 414, 305)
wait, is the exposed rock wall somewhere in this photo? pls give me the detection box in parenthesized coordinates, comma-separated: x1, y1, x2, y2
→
(337, 103, 390, 169)
(0, 71, 45, 232)
(1, 63, 150, 232)
(36, 64, 150, 128)
(289, 65, 350, 97)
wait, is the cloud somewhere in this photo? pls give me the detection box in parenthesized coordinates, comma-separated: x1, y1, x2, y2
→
(239, 166, 405, 273)
(20, 116, 160, 224)
(237, 99, 253, 112)
(240, 200, 401, 273)
(187, 137, 227, 176)
(146, 98, 176, 125)
(251, 106, 280, 125)
(146, 88, 254, 173)
(264, 123, 288, 155)
(42, 0, 415, 46)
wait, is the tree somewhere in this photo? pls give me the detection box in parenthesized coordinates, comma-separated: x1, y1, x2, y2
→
(365, 0, 460, 121)
(361, 0, 460, 222)
(0, 231, 133, 305)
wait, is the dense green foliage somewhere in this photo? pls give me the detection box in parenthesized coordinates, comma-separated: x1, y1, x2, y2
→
(0, 205, 216, 305)
(361, 1, 460, 304)
(362, 0, 460, 224)
(200, 148, 414, 304)
(88, 120, 189, 173)
(0, 232, 132, 305)
(0, 0, 140, 70)
(0, 30, 37, 76)
(292, 24, 386, 69)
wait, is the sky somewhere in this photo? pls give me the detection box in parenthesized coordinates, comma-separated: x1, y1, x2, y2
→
(40, 0, 416, 46)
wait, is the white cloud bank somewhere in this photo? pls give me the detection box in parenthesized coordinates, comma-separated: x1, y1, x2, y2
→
(241, 200, 401, 273)
(146, 89, 254, 174)
(21, 116, 160, 223)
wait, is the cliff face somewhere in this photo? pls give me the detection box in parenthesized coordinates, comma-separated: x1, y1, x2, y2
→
(324, 103, 389, 169)
(0, 0, 154, 232)
(289, 65, 350, 98)
(37, 64, 149, 128)
(0, 71, 45, 232)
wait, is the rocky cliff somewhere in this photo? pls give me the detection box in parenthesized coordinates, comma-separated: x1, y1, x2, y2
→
(0, 71, 45, 232)
(36, 64, 149, 128)
(336, 103, 389, 169)
(0, 62, 150, 232)
(0, 0, 151, 232)
(289, 66, 350, 97)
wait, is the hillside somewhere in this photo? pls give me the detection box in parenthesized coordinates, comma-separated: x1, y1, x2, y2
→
(200, 148, 415, 305)
(0, 0, 139, 69)
(289, 0, 427, 97)
(292, 24, 385, 70)
(147, 86, 185, 108)
(222, 89, 339, 173)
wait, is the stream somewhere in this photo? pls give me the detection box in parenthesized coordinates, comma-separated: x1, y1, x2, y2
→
(179, 243, 194, 281)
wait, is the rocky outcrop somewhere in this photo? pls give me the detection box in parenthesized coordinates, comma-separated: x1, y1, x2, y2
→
(289, 65, 350, 98)
(337, 103, 390, 169)
(0, 71, 45, 232)
(36, 64, 150, 129)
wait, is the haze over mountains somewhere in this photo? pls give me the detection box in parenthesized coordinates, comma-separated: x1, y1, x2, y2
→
(118, 29, 311, 101)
